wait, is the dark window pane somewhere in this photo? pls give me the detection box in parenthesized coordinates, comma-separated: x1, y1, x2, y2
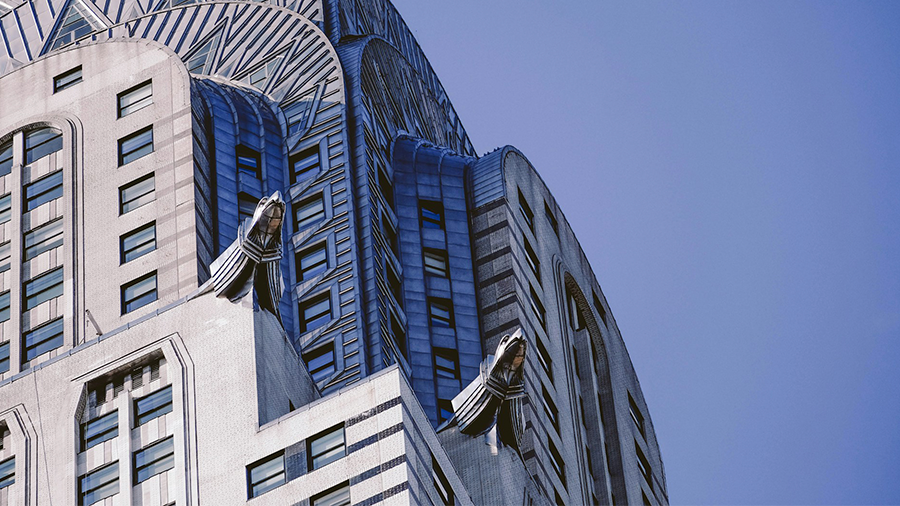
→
(25, 128, 62, 164)
(0, 194, 10, 224)
(248, 452, 285, 498)
(118, 127, 153, 166)
(290, 147, 320, 184)
(82, 411, 118, 451)
(300, 294, 331, 333)
(294, 195, 325, 231)
(297, 243, 327, 281)
(118, 81, 153, 117)
(79, 461, 119, 505)
(312, 483, 351, 506)
(24, 267, 64, 310)
(420, 201, 443, 229)
(54, 66, 83, 92)
(0, 291, 9, 323)
(0, 341, 9, 374)
(120, 223, 156, 263)
(308, 425, 345, 470)
(120, 174, 155, 214)
(134, 436, 174, 484)
(24, 171, 63, 211)
(24, 218, 63, 260)
(303, 343, 335, 383)
(0, 142, 12, 176)
(23, 317, 64, 361)
(134, 386, 172, 426)
(0, 457, 13, 489)
(121, 272, 157, 314)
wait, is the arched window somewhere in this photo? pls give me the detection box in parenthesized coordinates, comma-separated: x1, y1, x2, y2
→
(24, 127, 62, 164)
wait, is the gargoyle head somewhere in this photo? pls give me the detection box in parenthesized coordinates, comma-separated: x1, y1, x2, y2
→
(250, 191, 285, 248)
(492, 329, 527, 384)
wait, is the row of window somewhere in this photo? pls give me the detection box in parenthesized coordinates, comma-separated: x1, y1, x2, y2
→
(248, 423, 346, 498)
(77, 386, 173, 503)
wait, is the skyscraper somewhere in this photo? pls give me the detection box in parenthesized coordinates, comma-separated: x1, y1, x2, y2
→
(0, 1, 667, 505)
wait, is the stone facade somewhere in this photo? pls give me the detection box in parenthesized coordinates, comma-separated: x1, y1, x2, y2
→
(0, 1, 667, 505)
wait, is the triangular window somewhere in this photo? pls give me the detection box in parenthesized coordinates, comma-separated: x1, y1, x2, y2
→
(185, 31, 221, 75)
(49, 0, 99, 51)
(243, 56, 282, 91)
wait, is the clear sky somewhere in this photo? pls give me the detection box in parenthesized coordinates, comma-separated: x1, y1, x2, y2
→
(391, 1, 900, 504)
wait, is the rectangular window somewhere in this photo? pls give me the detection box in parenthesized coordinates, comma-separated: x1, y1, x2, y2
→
(78, 461, 118, 505)
(434, 348, 459, 380)
(523, 237, 540, 280)
(290, 147, 320, 184)
(24, 267, 64, 310)
(24, 218, 63, 261)
(25, 128, 62, 164)
(629, 392, 646, 438)
(117, 80, 153, 118)
(53, 65, 83, 92)
(296, 243, 327, 282)
(311, 482, 351, 506)
(82, 411, 118, 451)
(120, 222, 156, 263)
(236, 145, 261, 178)
(247, 451, 285, 498)
(530, 285, 546, 330)
(0, 242, 8, 273)
(134, 385, 172, 426)
(119, 173, 155, 214)
(438, 399, 454, 423)
(536, 335, 553, 381)
(299, 293, 331, 333)
(24, 170, 63, 211)
(544, 201, 559, 237)
(424, 249, 449, 277)
(0, 291, 8, 323)
(518, 189, 534, 232)
(0, 142, 11, 177)
(118, 126, 153, 166)
(0, 341, 8, 374)
(592, 291, 608, 326)
(238, 193, 258, 223)
(121, 271, 157, 314)
(542, 384, 560, 433)
(23, 317, 64, 361)
(294, 194, 325, 232)
(635, 440, 652, 485)
(428, 298, 453, 328)
(549, 439, 566, 486)
(133, 436, 174, 484)
(431, 454, 454, 505)
(0, 194, 10, 223)
(420, 200, 444, 230)
(0, 456, 12, 489)
(308, 424, 345, 470)
(303, 343, 335, 383)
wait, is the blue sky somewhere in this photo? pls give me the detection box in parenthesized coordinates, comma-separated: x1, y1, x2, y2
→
(392, 1, 900, 503)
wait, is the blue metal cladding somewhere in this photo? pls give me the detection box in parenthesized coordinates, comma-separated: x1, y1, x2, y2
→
(391, 136, 482, 427)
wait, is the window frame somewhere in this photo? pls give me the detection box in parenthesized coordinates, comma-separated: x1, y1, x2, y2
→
(420, 200, 444, 230)
(431, 454, 454, 505)
(24, 127, 63, 164)
(81, 411, 118, 451)
(120, 222, 156, 264)
(78, 461, 119, 505)
(310, 481, 351, 506)
(117, 80, 153, 118)
(133, 436, 175, 485)
(307, 423, 346, 471)
(247, 451, 285, 498)
(303, 342, 336, 383)
(24, 170, 63, 211)
(24, 266, 64, 310)
(296, 242, 328, 282)
(22, 317, 64, 362)
(24, 217, 63, 261)
(290, 146, 320, 185)
(434, 347, 459, 380)
(423, 248, 449, 277)
(428, 298, 454, 329)
(118, 126, 154, 166)
(236, 145, 261, 179)
(133, 385, 172, 427)
(121, 271, 158, 314)
(0, 456, 12, 489)
(299, 292, 332, 334)
(119, 173, 155, 214)
(518, 189, 534, 232)
(294, 194, 326, 232)
(53, 65, 83, 93)
(0, 341, 9, 374)
(0, 141, 11, 177)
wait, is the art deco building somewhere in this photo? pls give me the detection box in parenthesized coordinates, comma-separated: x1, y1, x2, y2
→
(0, 0, 667, 505)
